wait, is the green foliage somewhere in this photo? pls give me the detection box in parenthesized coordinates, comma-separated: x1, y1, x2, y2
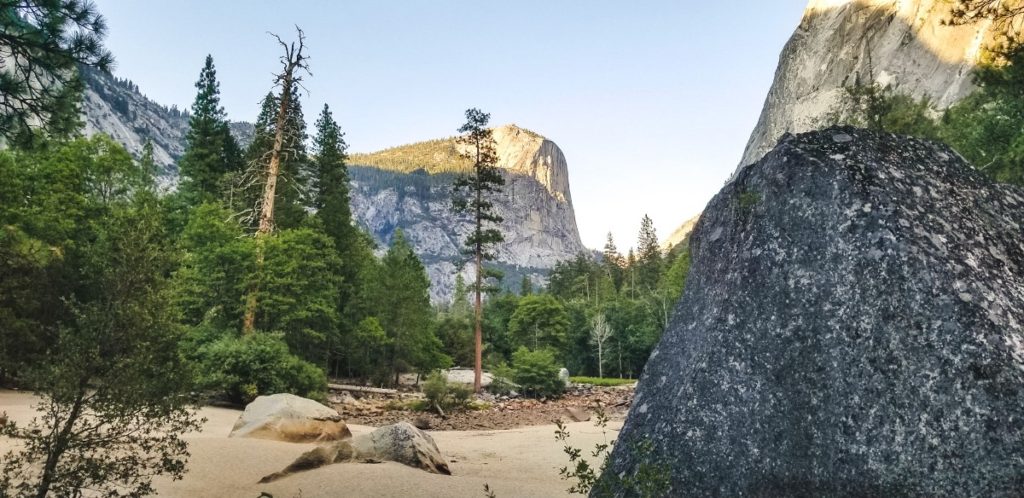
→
(436, 313, 475, 367)
(509, 294, 570, 352)
(556, 410, 670, 498)
(254, 226, 343, 363)
(374, 230, 450, 384)
(842, 83, 940, 140)
(189, 331, 326, 404)
(349, 137, 473, 173)
(0, 135, 153, 379)
(487, 362, 518, 395)
(0, 137, 202, 497)
(569, 377, 637, 387)
(421, 371, 472, 414)
(173, 203, 255, 330)
(635, 215, 662, 290)
(178, 55, 242, 205)
(511, 347, 564, 398)
(341, 317, 392, 383)
(0, 1, 113, 145)
(941, 45, 1024, 185)
(737, 190, 760, 211)
(537, 217, 690, 380)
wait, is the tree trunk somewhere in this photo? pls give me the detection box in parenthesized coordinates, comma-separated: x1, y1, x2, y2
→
(241, 64, 295, 335)
(473, 139, 484, 394)
(473, 241, 483, 393)
(36, 389, 86, 498)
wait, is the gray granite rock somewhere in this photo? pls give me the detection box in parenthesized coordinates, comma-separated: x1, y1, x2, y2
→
(603, 127, 1024, 497)
(739, 0, 1017, 171)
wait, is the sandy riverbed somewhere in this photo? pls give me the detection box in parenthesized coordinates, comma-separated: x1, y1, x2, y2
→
(0, 390, 621, 497)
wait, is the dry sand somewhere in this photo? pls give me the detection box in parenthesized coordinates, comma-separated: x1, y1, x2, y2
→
(0, 390, 621, 498)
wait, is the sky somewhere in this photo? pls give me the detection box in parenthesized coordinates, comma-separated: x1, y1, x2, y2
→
(92, 0, 809, 250)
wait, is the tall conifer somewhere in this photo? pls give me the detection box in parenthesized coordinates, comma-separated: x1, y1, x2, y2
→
(451, 108, 505, 392)
(179, 55, 241, 204)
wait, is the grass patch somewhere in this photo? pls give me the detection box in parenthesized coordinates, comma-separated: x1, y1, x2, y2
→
(570, 377, 637, 387)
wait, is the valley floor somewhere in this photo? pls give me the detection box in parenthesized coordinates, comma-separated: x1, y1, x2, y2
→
(0, 390, 621, 498)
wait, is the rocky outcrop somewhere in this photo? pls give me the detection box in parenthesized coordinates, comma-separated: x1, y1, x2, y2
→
(260, 422, 450, 482)
(229, 393, 351, 443)
(739, 0, 1013, 170)
(349, 125, 585, 302)
(660, 213, 701, 252)
(604, 128, 1024, 496)
(80, 67, 252, 183)
(81, 70, 582, 302)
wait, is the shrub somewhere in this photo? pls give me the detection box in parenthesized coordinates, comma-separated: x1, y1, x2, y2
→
(421, 371, 472, 414)
(487, 363, 518, 395)
(190, 331, 327, 404)
(511, 347, 565, 398)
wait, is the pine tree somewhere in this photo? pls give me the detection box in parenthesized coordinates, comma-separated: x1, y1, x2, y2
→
(451, 108, 506, 392)
(178, 55, 241, 205)
(375, 230, 447, 384)
(139, 139, 157, 181)
(602, 232, 625, 291)
(520, 274, 533, 296)
(311, 104, 378, 373)
(312, 104, 352, 244)
(452, 273, 471, 316)
(636, 214, 662, 290)
(0, 1, 113, 145)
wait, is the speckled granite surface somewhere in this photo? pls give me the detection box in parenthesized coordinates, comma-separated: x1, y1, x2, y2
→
(604, 127, 1024, 497)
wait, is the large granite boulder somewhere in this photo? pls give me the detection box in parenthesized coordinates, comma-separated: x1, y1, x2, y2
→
(603, 127, 1024, 496)
(229, 393, 351, 443)
(260, 422, 450, 482)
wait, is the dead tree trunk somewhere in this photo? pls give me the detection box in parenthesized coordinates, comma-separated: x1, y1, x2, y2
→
(242, 27, 310, 335)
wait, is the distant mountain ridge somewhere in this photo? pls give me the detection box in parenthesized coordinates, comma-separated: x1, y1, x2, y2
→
(349, 124, 585, 301)
(80, 71, 584, 301)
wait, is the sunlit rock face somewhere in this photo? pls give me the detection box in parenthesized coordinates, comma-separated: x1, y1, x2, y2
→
(740, 0, 1007, 170)
(349, 125, 585, 302)
(604, 128, 1024, 496)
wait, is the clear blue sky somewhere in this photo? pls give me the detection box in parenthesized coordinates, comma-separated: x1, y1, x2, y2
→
(92, 0, 808, 250)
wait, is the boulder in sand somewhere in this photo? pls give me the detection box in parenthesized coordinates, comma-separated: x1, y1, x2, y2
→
(260, 422, 450, 482)
(230, 393, 351, 443)
(604, 128, 1024, 496)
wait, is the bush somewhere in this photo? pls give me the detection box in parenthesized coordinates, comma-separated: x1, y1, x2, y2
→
(189, 331, 327, 404)
(511, 347, 565, 398)
(421, 370, 472, 413)
(486, 362, 518, 395)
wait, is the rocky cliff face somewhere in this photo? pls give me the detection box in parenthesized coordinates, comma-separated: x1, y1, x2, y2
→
(80, 70, 583, 302)
(350, 125, 585, 302)
(740, 0, 1007, 169)
(80, 67, 253, 183)
(605, 127, 1024, 496)
(660, 214, 700, 253)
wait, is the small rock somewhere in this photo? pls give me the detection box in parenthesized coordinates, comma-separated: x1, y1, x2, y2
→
(832, 132, 853, 143)
(413, 416, 432, 430)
